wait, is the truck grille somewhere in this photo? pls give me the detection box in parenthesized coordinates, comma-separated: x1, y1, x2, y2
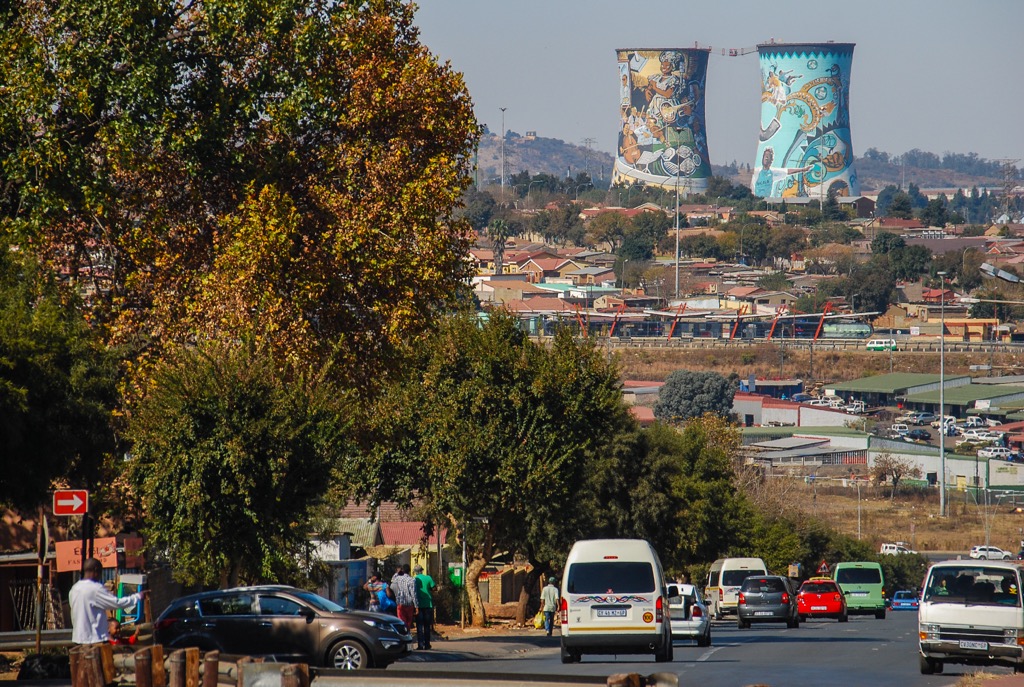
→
(939, 627, 1007, 643)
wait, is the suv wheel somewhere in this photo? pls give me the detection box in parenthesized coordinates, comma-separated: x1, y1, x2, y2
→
(329, 639, 369, 670)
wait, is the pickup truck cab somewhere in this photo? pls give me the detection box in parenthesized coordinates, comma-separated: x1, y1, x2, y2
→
(919, 559, 1023, 674)
(890, 423, 910, 436)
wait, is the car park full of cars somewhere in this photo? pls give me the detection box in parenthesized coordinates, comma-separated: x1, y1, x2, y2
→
(796, 577, 847, 622)
(889, 590, 919, 611)
(153, 585, 412, 670)
(736, 575, 800, 629)
(666, 582, 711, 647)
(970, 545, 1012, 560)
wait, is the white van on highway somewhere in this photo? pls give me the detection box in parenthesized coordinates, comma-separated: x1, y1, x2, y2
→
(705, 557, 769, 619)
(559, 539, 673, 664)
(919, 559, 1024, 674)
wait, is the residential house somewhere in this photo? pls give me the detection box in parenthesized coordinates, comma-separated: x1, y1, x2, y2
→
(379, 522, 450, 582)
(518, 257, 584, 283)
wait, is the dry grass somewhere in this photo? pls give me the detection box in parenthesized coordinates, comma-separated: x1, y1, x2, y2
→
(784, 479, 1024, 553)
(954, 672, 1004, 687)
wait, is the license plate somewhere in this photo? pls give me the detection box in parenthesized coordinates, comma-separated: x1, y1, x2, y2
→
(754, 611, 772, 616)
(851, 591, 868, 596)
(812, 606, 827, 611)
(596, 608, 627, 618)
(960, 640, 989, 650)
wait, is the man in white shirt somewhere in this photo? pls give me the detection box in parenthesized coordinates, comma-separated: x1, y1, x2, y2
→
(70, 558, 148, 644)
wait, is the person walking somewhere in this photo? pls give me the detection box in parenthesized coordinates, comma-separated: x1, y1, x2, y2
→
(541, 576, 560, 637)
(390, 566, 418, 632)
(364, 573, 388, 613)
(70, 558, 148, 645)
(413, 564, 436, 650)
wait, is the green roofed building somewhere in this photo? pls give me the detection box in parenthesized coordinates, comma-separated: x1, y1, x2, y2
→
(826, 373, 971, 408)
(902, 385, 1024, 418)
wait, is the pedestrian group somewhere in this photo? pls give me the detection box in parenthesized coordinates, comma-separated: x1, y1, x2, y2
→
(364, 564, 435, 650)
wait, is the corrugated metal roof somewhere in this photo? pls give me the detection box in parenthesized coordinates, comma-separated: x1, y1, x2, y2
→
(828, 373, 970, 394)
(751, 437, 829, 450)
(380, 522, 447, 547)
(903, 385, 1024, 404)
(333, 518, 382, 548)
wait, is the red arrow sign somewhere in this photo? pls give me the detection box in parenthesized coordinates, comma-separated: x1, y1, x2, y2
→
(52, 489, 89, 516)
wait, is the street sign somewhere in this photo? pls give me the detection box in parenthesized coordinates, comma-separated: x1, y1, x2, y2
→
(817, 560, 830, 575)
(52, 489, 88, 516)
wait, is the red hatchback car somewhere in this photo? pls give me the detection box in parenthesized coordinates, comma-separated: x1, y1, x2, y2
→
(797, 577, 848, 622)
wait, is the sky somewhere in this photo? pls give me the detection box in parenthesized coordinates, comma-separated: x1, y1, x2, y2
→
(413, 0, 1024, 170)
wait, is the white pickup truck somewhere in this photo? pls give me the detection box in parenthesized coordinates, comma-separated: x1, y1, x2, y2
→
(919, 559, 1024, 674)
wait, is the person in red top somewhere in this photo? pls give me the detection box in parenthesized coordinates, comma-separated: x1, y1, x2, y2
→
(108, 618, 138, 646)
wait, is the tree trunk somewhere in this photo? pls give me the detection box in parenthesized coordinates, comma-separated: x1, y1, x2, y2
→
(515, 561, 549, 626)
(465, 554, 488, 627)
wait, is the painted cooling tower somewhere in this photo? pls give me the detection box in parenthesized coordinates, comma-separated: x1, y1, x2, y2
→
(751, 42, 859, 199)
(614, 48, 711, 194)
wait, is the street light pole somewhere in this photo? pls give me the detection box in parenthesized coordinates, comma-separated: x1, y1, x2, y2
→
(499, 107, 507, 200)
(938, 270, 947, 517)
(674, 161, 680, 299)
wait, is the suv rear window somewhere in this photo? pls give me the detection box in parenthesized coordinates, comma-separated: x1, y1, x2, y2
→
(567, 562, 655, 594)
(835, 568, 882, 584)
(722, 569, 766, 586)
(741, 577, 786, 593)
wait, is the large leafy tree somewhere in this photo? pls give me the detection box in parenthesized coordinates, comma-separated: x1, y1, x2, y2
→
(347, 311, 632, 626)
(126, 340, 351, 586)
(0, 0, 478, 387)
(0, 243, 119, 508)
(654, 371, 736, 423)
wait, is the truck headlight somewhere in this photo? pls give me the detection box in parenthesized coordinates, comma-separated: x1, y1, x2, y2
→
(919, 624, 940, 640)
(1004, 628, 1020, 642)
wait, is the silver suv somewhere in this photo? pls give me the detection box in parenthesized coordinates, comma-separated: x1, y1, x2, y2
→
(970, 545, 1011, 560)
(737, 575, 800, 629)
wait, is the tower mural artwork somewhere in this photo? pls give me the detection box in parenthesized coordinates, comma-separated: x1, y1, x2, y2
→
(614, 48, 711, 194)
(751, 42, 859, 199)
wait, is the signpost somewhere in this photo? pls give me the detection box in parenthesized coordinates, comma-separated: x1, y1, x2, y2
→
(52, 489, 88, 516)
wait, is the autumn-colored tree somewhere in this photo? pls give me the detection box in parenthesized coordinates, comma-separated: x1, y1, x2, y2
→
(0, 0, 478, 388)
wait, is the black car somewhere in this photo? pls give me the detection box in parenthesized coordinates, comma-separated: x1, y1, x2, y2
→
(905, 428, 931, 441)
(154, 585, 412, 669)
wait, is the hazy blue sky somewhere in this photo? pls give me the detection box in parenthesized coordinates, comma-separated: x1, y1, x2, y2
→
(414, 0, 1024, 170)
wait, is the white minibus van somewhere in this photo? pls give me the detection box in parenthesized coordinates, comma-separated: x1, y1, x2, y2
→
(559, 539, 673, 664)
(706, 557, 769, 619)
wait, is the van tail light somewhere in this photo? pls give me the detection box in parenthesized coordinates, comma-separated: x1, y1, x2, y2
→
(718, 588, 723, 601)
(560, 597, 567, 625)
(781, 592, 789, 604)
(656, 595, 663, 623)
(738, 592, 746, 604)
(691, 605, 703, 618)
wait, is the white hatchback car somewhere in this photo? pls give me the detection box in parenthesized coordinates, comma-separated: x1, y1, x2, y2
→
(969, 545, 1011, 560)
(666, 583, 711, 647)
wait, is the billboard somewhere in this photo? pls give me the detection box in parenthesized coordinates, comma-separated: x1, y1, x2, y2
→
(614, 48, 711, 194)
(751, 42, 859, 199)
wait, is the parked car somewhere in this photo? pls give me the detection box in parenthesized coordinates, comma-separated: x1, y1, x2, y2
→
(791, 392, 814, 403)
(962, 428, 1002, 443)
(969, 545, 1012, 560)
(890, 423, 910, 436)
(154, 585, 413, 669)
(889, 590, 920, 611)
(807, 398, 832, 407)
(930, 415, 957, 429)
(736, 575, 799, 629)
(961, 417, 986, 429)
(827, 397, 847, 409)
(979, 446, 1012, 459)
(906, 412, 937, 426)
(666, 583, 711, 647)
(796, 577, 847, 622)
(905, 429, 931, 442)
(845, 400, 866, 414)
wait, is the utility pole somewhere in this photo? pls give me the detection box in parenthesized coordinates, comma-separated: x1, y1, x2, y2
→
(581, 137, 596, 180)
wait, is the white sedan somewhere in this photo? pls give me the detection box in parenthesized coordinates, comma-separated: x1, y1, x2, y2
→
(969, 545, 1011, 560)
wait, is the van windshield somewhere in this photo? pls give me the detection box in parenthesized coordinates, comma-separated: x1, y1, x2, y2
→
(722, 569, 766, 587)
(567, 562, 655, 594)
(835, 568, 882, 585)
(924, 565, 1021, 607)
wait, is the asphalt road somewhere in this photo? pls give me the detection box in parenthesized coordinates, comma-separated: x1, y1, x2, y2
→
(401, 611, 1017, 687)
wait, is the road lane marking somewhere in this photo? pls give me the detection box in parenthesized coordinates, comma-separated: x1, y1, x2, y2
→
(698, 647, 724, 662)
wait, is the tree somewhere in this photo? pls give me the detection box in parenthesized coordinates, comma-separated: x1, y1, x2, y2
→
(889, 245, 932, 281)
(871, 453, 922, 502)
(0, 243, 119, 508)
(0, 0, 479, 388)
(767, 226, 808, 263)
(487, 220, 513, 275)
(871, 232, 906, 255)
(654, 371, 735, 423)
(919, 198, 950, 228)
(345, 311, 633, 626)
(758, 271, 792, 291)
(126, 340, 351, 586)
(886, 193, 914, 219)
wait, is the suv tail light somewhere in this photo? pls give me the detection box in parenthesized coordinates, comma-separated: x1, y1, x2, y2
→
(656, 595, 663, 623)
(781, 592, 789, 604)
(738, 592, 746, 604)
(560, 597, 567, 625)
(155, 618, 178, 633)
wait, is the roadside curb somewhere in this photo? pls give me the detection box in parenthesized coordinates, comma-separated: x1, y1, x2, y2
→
(397, 636, 556, 663)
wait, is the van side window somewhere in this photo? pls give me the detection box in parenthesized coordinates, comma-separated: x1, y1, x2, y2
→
(567, 562, 655, 594)
(708, 571, 719, 587)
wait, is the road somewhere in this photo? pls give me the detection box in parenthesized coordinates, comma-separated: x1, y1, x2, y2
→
(401, 611, 1016, 687)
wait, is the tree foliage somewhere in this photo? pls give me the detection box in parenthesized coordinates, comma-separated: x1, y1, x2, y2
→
(0, 243, 119, 508)
(0, 0, 479, 387)
(654, 371, 735, 424)
(126, 340, 351, 586)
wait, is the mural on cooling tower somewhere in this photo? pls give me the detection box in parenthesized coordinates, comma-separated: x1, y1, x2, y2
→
(751, 43, 860, 199)
(614, 48, 711, 193)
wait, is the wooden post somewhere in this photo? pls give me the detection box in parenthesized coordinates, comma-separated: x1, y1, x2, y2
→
(134, 648, 153, 687)
(201, 652, 219, 687)
(69, 646, 83, 687)
(98, 643, 115, 685)
(150, 645, 166, 687)
(234, 657, 252, 687)
(280, 664, 308, 687)
(169, 650, 185, 687)
(84, 646, 106, 687)
(183, 648, 200, 687)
